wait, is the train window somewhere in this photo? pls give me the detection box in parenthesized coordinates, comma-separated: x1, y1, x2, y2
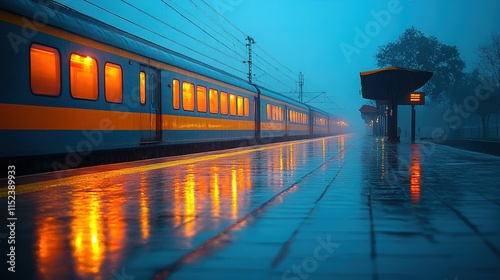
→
(209, 88, 218, 114)
(229, 94, 236, 116)
(278, 107, 282, 121)
(70, 53, 98, 100)
(140, 71, 146, 105)
(30, 44, 60, 96)
(272, 105, 277, 121)
(172, 79, 180, 109)
(104, 62, 122, 103)
(220, 91, 228, 115)
(244, 97, 250, 117)
(182, 82, 195, 111)
(237, 96, 243, 117)
(266, 104, 271, 120)
(197, 85, 207, 113)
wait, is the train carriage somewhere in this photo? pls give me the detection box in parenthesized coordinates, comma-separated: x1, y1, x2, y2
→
(0, 0, 342, 174)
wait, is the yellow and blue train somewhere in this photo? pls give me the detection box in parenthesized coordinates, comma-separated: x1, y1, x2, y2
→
(0, 0, 342, 174)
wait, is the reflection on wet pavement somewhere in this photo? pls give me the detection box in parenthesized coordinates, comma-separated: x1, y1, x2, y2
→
(1, 135, 500, 280)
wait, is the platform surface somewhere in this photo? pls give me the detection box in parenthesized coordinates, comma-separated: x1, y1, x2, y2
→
(1, 134, 500, 280)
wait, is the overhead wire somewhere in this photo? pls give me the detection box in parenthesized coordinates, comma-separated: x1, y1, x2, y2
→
(199, 0, 246, 37)
(160, 0, 247, 62)
(184, 0, 247, 51)
(81, 0, 246, 76)
(255, 44, 297, 76)
(82, 0, 304, 93)
(198, 0, 299, 84)
(120, 0, 245, 65)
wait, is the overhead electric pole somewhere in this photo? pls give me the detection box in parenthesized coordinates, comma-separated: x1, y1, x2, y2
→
(245, 36, 256, 83)
(298, 72, 304, 102)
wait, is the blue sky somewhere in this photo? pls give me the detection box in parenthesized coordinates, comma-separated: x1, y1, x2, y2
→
(58, 0, 500, 130)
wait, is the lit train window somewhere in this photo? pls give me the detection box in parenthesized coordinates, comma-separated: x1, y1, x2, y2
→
(104, 62, 122, 103)
(229, 93, 237, 116)
(220, 91, 228, 115)
(243, 97, 249, 117)
(278, 107, 282, 121)
(182, 82, 194, 111)
(70, 53, 98, 100)
(30, 44, 60, 96)
(140, 71, 146, 105)
(237, 96, 243, 117)
(266, 104, 271, 120)
(172, 79, 180, 109)
(209, 88, 218, 114)
(197, 85, 207, 113)
(272, 105, 277, 121)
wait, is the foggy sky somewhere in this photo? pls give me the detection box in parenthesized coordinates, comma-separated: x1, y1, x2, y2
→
(57, 0, 500, 130)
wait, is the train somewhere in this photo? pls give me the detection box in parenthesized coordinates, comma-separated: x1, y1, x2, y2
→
(0, 0, 344, 175)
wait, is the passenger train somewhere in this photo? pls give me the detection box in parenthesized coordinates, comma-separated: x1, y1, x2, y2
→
(0, 0, 343, 174)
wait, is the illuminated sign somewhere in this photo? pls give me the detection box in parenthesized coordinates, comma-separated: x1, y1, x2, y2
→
(376, 92, 425, 106)
(408, 92, 425, 105)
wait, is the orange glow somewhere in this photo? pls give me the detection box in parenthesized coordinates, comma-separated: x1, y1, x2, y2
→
(105, 183, 127, 268)
(267, 104, 272, 120)
(410, 93, 421, 102)
(36, 216, 64, 280)
(172, 79, 180, 109)
(244, 97, 250, 117)
(105, 62, 122, 103)
(410, 145, 421, 204)
(220, 91, 228, 115)
(140, 72, 146, 105)
(237, 95, 243, 116)
(184, 172, 196, 237)
(279, 147, 284, 171)
(231, 168, 238, 219)
(70, 53, 98, 100)
(70, 191, 104, 277)
(209, 88, 218, 114)
(210, 166, 221, 218)
(229, 93, 237, 116)
(30, 44, 60, 96)
(139, 177, 150, 242)
(197, 85, 207, 113)
(182, 82, 195, 111)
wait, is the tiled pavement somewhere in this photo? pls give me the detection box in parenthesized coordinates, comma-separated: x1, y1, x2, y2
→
(2, 135, 500, 280)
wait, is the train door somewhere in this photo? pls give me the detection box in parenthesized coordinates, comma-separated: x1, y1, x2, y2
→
(140, 66, 162, 143)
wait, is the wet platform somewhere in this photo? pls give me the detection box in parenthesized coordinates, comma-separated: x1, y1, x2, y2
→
(1, 134, 500, 280)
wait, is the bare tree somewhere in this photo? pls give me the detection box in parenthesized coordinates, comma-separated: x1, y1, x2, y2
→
(478, 34, 500, 85)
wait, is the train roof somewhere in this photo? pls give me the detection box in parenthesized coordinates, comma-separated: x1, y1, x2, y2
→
(2, 0, 334, 118)
(257, 86, 309, 110)
(1, 0, 256, 93)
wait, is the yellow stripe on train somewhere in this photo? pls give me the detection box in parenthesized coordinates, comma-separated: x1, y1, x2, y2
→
(0, 104, 255, 131)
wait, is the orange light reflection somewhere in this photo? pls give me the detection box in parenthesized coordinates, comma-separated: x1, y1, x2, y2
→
(410, 145, 421, 204)
(139, 175, 150, 242)
(70, 191, 104, 277)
